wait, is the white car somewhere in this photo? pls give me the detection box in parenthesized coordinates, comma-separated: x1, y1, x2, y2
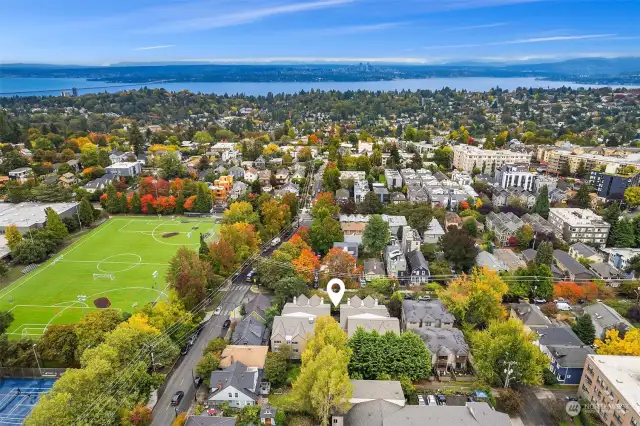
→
(271, 237, 281, 247)
(556, 302, 572, 311)
(213, 307, 222, 315)
(427, 395, 438, 406)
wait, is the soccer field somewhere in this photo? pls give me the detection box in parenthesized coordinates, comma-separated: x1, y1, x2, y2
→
(0, 216, 219, 339)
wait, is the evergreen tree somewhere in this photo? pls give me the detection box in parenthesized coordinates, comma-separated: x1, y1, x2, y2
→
(604, 202, 621, 247)
(119, 193, 129, 213)
(572, 314, 596, 345)
(130, 192, 142, 214)
(105, 184, 120, 213)
(45, 208, 69, 240)
(574, 184, 591, 208)
(199, 234, 210, 261)
(175, 192, 185, 214)
(358, 191, 383, 214)
(362, 215, 390, 254)
(128, 122, 144, 156)
(576, 160, 587, 178)
(194, 184, 212, 213)
(533, 185, 550, 219)
(78, 198, 94, 226)
(535, 241, 553, 267)
(611, 218, 636, 247)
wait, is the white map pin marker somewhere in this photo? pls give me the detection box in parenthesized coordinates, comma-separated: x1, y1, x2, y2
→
(327, 278, 345, 307)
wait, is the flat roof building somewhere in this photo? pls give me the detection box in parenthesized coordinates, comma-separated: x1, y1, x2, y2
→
(0, 202, 79, 234)
(548, 208, 610, 247)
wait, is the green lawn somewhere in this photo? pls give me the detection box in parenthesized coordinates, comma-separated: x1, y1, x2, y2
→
(0, 216, 219, 339)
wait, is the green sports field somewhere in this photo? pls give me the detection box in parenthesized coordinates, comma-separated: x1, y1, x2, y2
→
(0, 216, 219, 339)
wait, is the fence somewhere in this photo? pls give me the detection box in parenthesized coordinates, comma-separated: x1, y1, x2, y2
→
(0, 367, 67, 379)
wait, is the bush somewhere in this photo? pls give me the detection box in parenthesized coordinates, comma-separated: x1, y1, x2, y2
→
(543, 368, 559, 385)
(627, 304, 640, 323)
(540, 302, 558, 317)
(498, 388, 524, 414)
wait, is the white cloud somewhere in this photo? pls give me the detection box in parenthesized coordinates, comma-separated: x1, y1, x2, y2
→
(444, 22, 506, 31)
(138, 0, 357, 34)
(424, 33, 617, 49)
(133, 44, 175, 51)
(321, 22, 406, 35)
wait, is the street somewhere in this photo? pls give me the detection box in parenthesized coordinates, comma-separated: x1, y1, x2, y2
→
(150, 281, 251, 426)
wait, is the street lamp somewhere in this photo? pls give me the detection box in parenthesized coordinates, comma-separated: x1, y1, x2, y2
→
(503, 359, 517, 388)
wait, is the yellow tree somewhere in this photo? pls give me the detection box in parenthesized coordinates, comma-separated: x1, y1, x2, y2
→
(595, 329, 640, 356)
(438, 267, 508, 328)
(5, 224, 22, 251)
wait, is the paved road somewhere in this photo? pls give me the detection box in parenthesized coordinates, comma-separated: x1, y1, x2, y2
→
(517, 386, 556, 426)
(150, 281, 251, 426)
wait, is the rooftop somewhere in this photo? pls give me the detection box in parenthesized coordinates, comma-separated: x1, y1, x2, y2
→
(549, 208, 608, 227)
(587, 355, 640, 416)
(0, 202, 79, 229)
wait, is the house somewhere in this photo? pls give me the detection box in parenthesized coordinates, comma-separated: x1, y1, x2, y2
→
(341, 222, 367, 245)
(353, 180, 370, 203)
(423, 218, 445, 244)
(444, 212, 462, 230)
(521, 248, 537, 263)
(535, 326, 583, 347)
(185, 416, 236, 426)
(260, 406, 277, 426)
(381, 215, 407, 236)
(492, 248, 526, 272)
(82, 174, 117, 193)
(333, 402, 511, 426)
(8, 167, 32, 183)
(58, 172, 76, 187)
(67, 159, 81, 171)
(228, 166, 245, 180)
(384, 170, 402, 189)
(231, 316, 266, 346)
(407, 250, 430, 284)
(545, 344, 594, 385)
(244, 168, 258, 182)
(219, 345, 269, 369)
(105, 162, 142, 177)
(339, 296, 389, 328)
(401, 226, 422, 254)
(583, 302, 633, 339)
(349, 380, 405, 406)
(390, 192, 406, 204)
(569, 242, 604, 263)
(281, 294, 330, 317)
(510, 303, 552, 332)
(275, 169, 289, 185)
(207, 362, 262, 408)
(335, 188, 350, 204)
(384, 244, 408, 280)
(109, 149, 129, 164)
(270, 313, 318, 359)
(401, 300, 455, 331)
(553, 250, 598, 281)
(372, 184, 390, 203)
(411, 327, 469, 374)
(229, 181, 248, 200)
(333, 242, 359, 260)
(254, 156, 266, 170)
(243, 293, 271, 323)
(475, 251, 507, 272)
(485, 212, 525, 246)
(589, 262, 623, 283)
(346, 313, 400, 337)
(258, 170, 272, 186)
(363, 258, 385, 281)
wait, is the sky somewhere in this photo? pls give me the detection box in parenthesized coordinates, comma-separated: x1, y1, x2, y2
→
(1, 0, 639, 65)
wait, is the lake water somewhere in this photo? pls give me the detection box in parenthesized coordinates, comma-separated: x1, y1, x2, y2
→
(1, 76, 638, 97)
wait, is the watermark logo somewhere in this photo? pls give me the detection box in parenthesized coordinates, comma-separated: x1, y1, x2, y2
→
(566, 401, 581, 417)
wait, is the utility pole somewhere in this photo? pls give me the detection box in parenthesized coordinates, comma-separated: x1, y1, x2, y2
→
(32, 344, 42, 376)
(503, 360, 518, 389)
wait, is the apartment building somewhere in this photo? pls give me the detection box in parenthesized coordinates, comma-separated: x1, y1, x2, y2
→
(548, 208, 610, 247)
(452, 145, 531, 173)
(589, 169, 640, 200)
(496, 164, 536, 192)
(578, 355, 640, 426)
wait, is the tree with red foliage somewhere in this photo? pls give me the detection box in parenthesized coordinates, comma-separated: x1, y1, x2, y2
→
(554, 282, 584, 303)
(154, 196, 177, 214)
(460, 201, 470, 210)
(508, 236, 518, 247)
(170, 177, 184, 195)
(139, 176, 170, 197)
(128, 404, 152, 426)
(293, 248, 321, 283)
(323, 247, 362, 285)
(140, 194, 156, 214)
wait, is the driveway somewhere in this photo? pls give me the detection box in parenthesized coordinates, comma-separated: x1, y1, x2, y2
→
(516, 386, 556, 426)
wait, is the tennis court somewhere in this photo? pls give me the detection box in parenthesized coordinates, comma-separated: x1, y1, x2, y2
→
(0, 378, 55, 425)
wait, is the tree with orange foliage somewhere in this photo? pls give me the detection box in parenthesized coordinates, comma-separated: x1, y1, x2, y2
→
(288, 234, 311, 254)
(308, 134, 318, 144)
(127, 404, 152, 426)
(140, 194, 156, 214)
(154, 196, 177, 214)
(295, 226, 311, 244)
(170, 177, 184, 194)
(293, 249, 321, 282)
(209, 239, 238, 276)
(172, 412, 187, 426)
(312, 192, 340, 219)
(323, 248, 361, 284)
(183, 195, 197, 211)
(553, 282, 584, 303)
(460, 201, 470, 210)
(582, 282, 599, 301)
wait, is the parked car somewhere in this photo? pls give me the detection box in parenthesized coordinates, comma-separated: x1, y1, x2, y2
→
(418, 295, 431, 302)
(533, 297, 547, 304)
(556, 302, 572, 311)
(417, 395, 426, 406)
(180, 344, 190, 356)
(246, 270, 256, 282)
(403, 294, 414, 300)
(214, 306, 222, 315)
(271, 237, 281, 247)
(187, 334, 197, 346)
(222, 319, 231, 329)
(437, 394, 446, 405)
(194, 376, 203, 387)
(427, 395, 437, 406)
(171, 391, 184, 406)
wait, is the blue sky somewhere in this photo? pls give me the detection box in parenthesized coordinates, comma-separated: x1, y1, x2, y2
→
(1, 0, 638, 64)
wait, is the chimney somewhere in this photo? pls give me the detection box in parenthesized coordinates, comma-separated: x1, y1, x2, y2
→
(293, 296, 297, 305)
(347, 298, 351, 306)
(374, 299, 378, 306)
(320, 297, 324, 304)
(217, 382, 223, 390)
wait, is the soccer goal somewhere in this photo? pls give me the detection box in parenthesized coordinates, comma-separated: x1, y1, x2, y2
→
(93, 273, 115, 281)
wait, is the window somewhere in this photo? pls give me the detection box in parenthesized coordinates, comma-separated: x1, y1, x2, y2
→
(228, 393, 233, 398)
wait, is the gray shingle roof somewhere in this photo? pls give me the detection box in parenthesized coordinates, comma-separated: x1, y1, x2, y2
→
(402, 300, 455, 326)
(411, 327, 469, 357)
(208, 361, 259, 400)
(231, 316, 265, 346)
(351, 380, 404, 402)
(244, 293, 271, 321)
(511, 303, 551, 327)
(382, 403, 511, 426)
(584, 302, 633, 331)
(185, 417, 237, 426)
(547, 344, 595, 368)
(536, 327, 583, 346)
(553, 250, 596, 278)
(407, 250, 429, 271)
